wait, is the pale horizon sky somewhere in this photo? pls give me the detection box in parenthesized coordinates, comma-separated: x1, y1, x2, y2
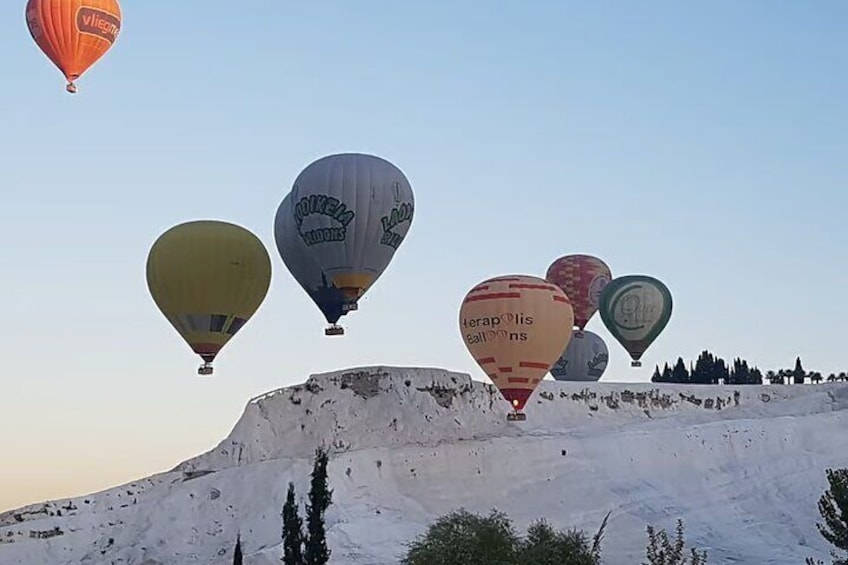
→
(2, 1, 846, 512)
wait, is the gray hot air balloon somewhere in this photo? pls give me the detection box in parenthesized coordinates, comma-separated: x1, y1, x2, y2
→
(274, 192, 351, 333)
(550, 329, 609, 382)
(279, 153, 415, 335)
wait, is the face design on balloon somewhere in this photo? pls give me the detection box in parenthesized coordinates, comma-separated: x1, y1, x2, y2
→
(588, 274, 611, 306)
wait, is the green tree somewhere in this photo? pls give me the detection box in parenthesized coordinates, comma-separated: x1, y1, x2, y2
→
(643, 519, 707, 565)
(304, 447, 333, 565)
(812, 468, 848, 565)
(400, 509, 608, 565)
(520, 512, 608, 565)
(401, 509, 520, 565)
(282, 482, 305, 565)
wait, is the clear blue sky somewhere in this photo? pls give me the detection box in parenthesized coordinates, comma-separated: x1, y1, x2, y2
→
(1, 1, 846, 511)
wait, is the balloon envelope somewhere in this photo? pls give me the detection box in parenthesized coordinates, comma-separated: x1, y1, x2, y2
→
(550, 330, 609, 382)
(287, 153, 414, 307)
(545, 254, 612, 330)
(599, 275, 672, 367)
(146, 220, 272, 373)
(26, 0, 122, 93)
(274, 191, 350, 325)
(459, 274, 574, 414)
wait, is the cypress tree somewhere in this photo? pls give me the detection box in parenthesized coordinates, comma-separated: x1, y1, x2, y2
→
(671, 357, 689, 384)
(233, 533, 243, 565)
(794, 356, 806, 384)
(283, 482, 305, 565)
(304, 447, 334, 565)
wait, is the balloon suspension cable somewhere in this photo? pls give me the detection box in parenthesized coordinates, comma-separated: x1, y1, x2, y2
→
(66, 81, 77, 94)
(198, 362, 214, 376)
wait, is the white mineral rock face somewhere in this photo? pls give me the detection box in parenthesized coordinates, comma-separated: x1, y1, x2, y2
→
(2, 366, 847, 564)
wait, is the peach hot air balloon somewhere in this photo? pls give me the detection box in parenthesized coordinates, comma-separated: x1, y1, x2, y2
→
(25, 0, 122, 94)
(459, 275, 574, 421)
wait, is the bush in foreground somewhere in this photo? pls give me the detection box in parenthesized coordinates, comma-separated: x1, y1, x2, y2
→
(399, 508, 608, 565)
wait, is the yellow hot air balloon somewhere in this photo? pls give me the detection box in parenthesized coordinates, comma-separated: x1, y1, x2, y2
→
(146, 220, 272, 376)
(459, 274, 574, 420)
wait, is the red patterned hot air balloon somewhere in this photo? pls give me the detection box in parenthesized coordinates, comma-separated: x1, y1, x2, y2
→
(459, 274, 574, 421)
(25, 0, 122, 93)
(545, 254, 612, 331)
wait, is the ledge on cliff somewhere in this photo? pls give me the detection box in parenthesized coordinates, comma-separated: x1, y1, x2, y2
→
(171, 365, 845, 473)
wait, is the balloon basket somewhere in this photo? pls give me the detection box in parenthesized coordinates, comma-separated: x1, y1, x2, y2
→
(507, 412, 527, 422)
(325, 325, 345, 336)
(198, 363, 214, 376)
(342, 303, 358, 312)
(631, 360, 642, 368)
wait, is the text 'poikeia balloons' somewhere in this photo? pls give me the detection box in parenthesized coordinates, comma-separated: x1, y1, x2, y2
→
(550, 329, 609, 382)
(459, 275, 574, 420)
(26, 0, 122, 93)
(276, 153, 415, 336)
(599, 275, 672, 367)
(546, 254, 612, 330)
(146, 220, 272, 376)
(274, 192, 351, 328)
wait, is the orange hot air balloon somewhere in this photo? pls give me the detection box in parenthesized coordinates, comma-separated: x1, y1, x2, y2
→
(25, 0, 122, 94)
(459, 274, 574, 421)
(545, 254, 612, 331)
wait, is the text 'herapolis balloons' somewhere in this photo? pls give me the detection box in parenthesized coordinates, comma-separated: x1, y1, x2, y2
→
(545, 254, 612, 330)
(146, 220, 272, 376)
(278, 153, 415, 336)
(599, 275, 672, 367)
(550, 330, 609, 382)
(459, 275, 574, 420)
(25, 0, 122, 93)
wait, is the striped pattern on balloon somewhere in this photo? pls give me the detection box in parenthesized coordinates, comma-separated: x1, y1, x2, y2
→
(459, 275, 574, 419)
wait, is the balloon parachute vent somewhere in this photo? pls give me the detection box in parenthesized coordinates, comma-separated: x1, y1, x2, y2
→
(325, 325, 345, 336)
(507, 412, 527, 422)
(198, 363, 214, 376)
(631, 360, 642, 368)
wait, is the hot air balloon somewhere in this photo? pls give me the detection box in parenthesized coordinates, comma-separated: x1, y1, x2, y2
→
(25, 0, 122, 94)
(599, 275, 672, 367)
(545, 254, 612, 331)
(146, 220, 272, 376)
(550, 329, 609, 382)
(459, 274, 574, 421)
(274, 191, 351, 330)
(282, 153, 415, 336)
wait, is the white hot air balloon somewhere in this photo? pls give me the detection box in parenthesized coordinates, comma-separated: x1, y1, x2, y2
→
(282, 153, 415, 335)
(550, 330, 609, 382)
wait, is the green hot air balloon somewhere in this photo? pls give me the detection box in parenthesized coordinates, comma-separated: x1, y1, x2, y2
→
(599, 275, 672, 367)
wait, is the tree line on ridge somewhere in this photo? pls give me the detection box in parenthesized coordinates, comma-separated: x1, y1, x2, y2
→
(652, 350, 846, 385)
